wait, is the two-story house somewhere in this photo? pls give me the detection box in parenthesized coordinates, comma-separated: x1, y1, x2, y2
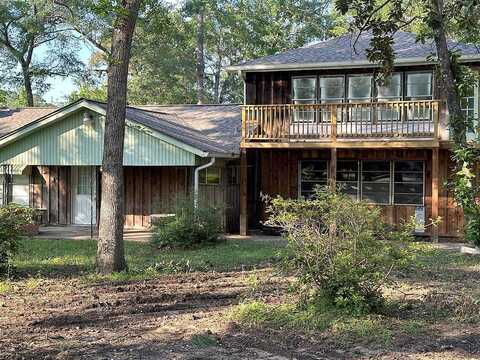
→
(227, 31, 480, 241)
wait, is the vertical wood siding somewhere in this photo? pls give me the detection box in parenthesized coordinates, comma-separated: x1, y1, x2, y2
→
(0, 111, 196, 166)
(253, 148, 462, 239)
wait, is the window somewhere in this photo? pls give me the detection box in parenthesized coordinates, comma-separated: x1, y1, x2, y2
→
(299, 160, 328, 198)
(199, 167, 221, 185)
(461, 83, 478, 139)
(292, 77, 317, 122)
(77, 167, 94, 195)
(337, 160, 359, 199)
(377, 74, 402, 121)
(405, 73, 432, 100)
(348, 75, 373, 121)
(319, 77, 345, 103)
(11, 175, 29, 206)
(394, 161, 424, 205)
(361, 161, 391, 204)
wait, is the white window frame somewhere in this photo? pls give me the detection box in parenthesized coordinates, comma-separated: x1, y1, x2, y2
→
(292, 76, 317, 123)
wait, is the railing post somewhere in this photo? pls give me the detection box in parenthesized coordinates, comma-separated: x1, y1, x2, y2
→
(331, 105, 337, 141)
(433, 101, 440, 141)
(241, 106, 246, 140)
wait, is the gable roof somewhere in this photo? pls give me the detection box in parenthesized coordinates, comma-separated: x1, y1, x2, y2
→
(0, 99, 241, 158)
(0, 107, 57, 138)
(227, 31, 480, 72)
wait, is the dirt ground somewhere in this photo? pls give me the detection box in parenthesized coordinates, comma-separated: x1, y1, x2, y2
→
(2, 266, 480, 360)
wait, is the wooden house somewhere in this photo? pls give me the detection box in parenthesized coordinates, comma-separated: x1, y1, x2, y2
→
(226, 31, 480, 240)
(0, 100, 241, 232)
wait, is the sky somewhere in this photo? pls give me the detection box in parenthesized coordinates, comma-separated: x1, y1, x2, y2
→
(41, 43, 95, 105)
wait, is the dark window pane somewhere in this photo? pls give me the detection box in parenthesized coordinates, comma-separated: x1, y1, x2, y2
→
(395, 161, 423, 172)
(362, 161, 390, 172)
(394, 172, 423, 182)
(337, 172, 358, 181)
(394, 183, 423, 194)
(362, 172, 390, 182)
(338, 182, 359, 195)
(338, 160, 358, 172)
(362, 182, 390, 193)
(394, 194, 423, 205)
(302, 160, 328, 171)
(362, 192, 390, 204)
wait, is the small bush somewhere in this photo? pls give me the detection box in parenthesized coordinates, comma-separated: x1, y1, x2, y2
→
(151, 198, 222, 249)
(265, 187, 414, 315)
(0, 204, 36, 275)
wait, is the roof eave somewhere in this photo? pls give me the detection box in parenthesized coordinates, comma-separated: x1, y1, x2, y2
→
(225, 55, 480, 72)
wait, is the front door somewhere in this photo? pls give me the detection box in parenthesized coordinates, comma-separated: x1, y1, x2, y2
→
(72, 166, 96, 225)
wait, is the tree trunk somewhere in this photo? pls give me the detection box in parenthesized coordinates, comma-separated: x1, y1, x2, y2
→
(21, 65, 34, 107)
(96, 0, 141, 274)
(195, 7, 205, 104)
(430, 0, 465, 145)
(213, 57, 222, 103)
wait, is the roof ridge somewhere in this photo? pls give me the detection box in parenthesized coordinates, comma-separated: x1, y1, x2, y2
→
(0, 106, 57, 110)
(134, 103, 241, 107)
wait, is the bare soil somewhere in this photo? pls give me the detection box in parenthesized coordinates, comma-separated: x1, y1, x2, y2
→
(1, 266, 480, 360)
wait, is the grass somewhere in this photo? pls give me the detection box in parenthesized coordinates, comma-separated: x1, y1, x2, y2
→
(8, 237, 285, 281)
(229, 242, 480, 348)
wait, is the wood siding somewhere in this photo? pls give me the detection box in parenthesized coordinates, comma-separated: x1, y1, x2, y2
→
(251, 148, 462, 239)
(0, 111, 196, 166)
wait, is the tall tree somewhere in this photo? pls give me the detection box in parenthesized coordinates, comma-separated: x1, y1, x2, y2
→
(0, 0, 83, 106)
(95, 0, 142, 273)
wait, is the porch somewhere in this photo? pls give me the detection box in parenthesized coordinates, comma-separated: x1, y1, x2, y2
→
(241, 101, 443, 147)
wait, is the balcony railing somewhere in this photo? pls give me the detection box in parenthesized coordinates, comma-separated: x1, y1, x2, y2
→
(242, 100, 441, 143)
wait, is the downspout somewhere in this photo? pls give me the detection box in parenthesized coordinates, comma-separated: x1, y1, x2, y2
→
(194, 157, 215, 208)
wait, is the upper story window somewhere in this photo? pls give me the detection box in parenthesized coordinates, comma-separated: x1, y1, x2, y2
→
(347, 75, 373, 102)
(292, 77, 317, 122)
(319, 77, 345, 103)
(406, 72, 433, 100)
(377, 73, 402, 101)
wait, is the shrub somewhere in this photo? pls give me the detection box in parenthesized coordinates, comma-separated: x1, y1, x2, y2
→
(151, 197, 222, 249)
(265, 187, 414, 315)
(0, 204, 36, 275)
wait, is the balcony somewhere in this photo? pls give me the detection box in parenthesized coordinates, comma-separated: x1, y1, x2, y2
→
(241, 100, 442, 148)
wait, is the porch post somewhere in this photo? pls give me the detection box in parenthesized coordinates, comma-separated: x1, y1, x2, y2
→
(329, 147, 337, 190)
(240, 148, 248, 236)
(432, 148, 439, 242)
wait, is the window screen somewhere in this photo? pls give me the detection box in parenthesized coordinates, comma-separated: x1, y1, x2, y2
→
(348, 75, 372, 121)
(299, 160, 328, 198)
(292, 77, 316, 122)
(377, 74, 402, 121)
(200, 167, 221, 185)
(406, 73, 432, 100)
(361, 161, 390, 204)
(337, 160, 359, 199)
(394, 161, 424, 205)
(11, 175, 29, 206)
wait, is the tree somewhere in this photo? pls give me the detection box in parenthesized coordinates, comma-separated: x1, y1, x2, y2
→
(0, 0, 83, 106)
(95, 0, 142, 273)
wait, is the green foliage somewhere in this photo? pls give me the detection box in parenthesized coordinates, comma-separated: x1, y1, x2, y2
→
(151, 198, 223, 249)
(452, 147, 480, 246)
(0, 204, 36, 275)
(265, 188, 414, 314)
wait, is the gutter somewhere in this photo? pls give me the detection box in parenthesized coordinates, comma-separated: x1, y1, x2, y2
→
(194, 157, 216, 208)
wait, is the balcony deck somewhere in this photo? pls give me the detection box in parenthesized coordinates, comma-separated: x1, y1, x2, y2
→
(241, 101, 441, 148)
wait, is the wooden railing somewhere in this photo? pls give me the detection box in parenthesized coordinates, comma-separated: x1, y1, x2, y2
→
(242, 100, 441, 142)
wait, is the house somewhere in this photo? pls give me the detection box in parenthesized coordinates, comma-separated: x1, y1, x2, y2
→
(0, 100, 241, 232)
(226, 31, 480, 240)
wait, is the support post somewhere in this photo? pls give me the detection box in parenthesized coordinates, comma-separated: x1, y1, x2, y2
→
(329, 147, 337, 190)
(240, 148, 248, 236)
(432, 148, 439, 242)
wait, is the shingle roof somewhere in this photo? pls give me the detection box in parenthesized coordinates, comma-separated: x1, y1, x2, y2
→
(0, 107, 57, 137)
(0, 100, 241, 158)
(91, 101, 239, 156)
(227, 31, 480, 71)
(134, 104, 241, 154)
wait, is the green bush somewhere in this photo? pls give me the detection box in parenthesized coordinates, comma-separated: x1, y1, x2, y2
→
(151, 198, 222, 249)
(265, 187, 414, 315)
(0, 204, 36, 275)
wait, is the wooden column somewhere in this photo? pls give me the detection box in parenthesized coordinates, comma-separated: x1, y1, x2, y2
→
(432, 148, 439, 242)
(240, 148, 248, 236)
(329, 147, 337, 190)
